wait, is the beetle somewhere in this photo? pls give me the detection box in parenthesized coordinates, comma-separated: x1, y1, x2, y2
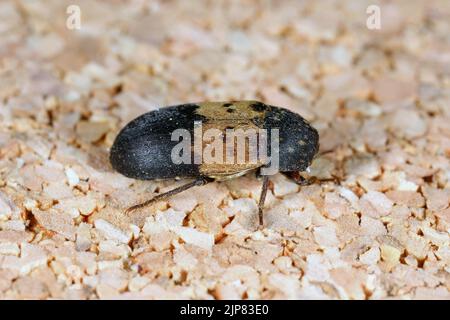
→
(110, 101, 319, 226)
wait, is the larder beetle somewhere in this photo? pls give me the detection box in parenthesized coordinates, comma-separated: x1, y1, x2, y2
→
(110, 101, 319, 226)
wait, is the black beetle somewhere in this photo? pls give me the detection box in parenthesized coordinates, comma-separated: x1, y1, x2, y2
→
(110, 101, 319, 226)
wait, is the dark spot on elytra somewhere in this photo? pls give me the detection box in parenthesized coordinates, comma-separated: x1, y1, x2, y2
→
(227, 108, 235, 113)
(188, 103, 201, 110)
(223, 103, 233, 107)
(250, 102, 266, 112)
(252, 117, 263, 127)
(190, 104, 202, 115)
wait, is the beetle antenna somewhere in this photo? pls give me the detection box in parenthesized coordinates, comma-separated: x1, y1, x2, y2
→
(125, 177, 214, 214)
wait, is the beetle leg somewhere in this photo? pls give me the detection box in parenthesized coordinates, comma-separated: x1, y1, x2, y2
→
(282, 171, 317, 186)
(283, 171, 341, 185)
(257, 175, 270, 227)
(255, 167, 262, 179)
(125, 177, 214, 214)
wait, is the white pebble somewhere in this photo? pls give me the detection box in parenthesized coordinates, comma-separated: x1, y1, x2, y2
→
(94, 219, 132, 244)
(172, 226, 214, 250)
(65, 167, 80, 187)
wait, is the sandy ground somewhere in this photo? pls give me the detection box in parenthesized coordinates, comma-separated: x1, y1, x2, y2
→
(0, 0, 449, 299)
